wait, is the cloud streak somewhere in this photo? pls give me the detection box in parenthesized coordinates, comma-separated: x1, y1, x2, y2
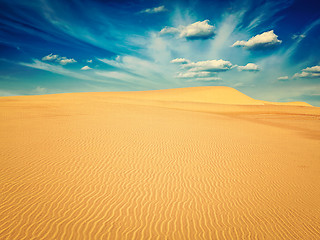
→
(277, 76, 289, 80)
(183, 59, 233, 72)
(139, 5, 167, 14)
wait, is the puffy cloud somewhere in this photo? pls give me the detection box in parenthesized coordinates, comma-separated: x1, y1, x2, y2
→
(232, 30, 282, 50)
(81, 66, 92, 70)
(170, 58, 190, 64)
(183, 59, 233, 72)
(293, 72, 320, 79)
(140, 5, 167, 14)
(42, 53, 77, 65)
(277, 76, 289, 80)
(87, 59, 92, 63)
(293, 66, 320, 79)
(160, 20, 215, 40)
(59, 57, 77, 65)
(175, 59, 232, 82)
(303, 65, 320, 73)
(180, 20, 215, 40)
(237, 63, 260, 71)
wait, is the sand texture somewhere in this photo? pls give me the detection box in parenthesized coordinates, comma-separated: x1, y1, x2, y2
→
(1, 86, 320, 239)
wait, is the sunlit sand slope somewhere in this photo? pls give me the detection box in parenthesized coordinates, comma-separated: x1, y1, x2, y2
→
(0, 87, 319, 239)
(106, 86, 312, 106)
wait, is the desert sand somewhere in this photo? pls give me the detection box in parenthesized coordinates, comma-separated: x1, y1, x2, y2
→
(0, 86, 319, 239)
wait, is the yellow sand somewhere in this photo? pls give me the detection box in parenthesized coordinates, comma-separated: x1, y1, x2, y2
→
(0, 86, 319, 239)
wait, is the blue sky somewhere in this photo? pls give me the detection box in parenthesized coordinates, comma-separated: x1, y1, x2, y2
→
(0, 0, 320, 105)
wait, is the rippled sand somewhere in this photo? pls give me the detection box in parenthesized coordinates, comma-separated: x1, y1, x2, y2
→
(1, 87, 319, 239)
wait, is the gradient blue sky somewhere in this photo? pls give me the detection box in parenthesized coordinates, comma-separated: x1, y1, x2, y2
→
(1, 0, 320, 105)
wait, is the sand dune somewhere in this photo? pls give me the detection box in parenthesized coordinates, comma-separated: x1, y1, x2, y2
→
(105, 86, 312, 106)
(0, 87, 319, 239)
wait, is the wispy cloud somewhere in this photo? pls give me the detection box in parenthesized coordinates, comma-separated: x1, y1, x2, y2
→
(183, 59, 233, 72)
(139, 5, 167, 14)
(97, 54, 175, 89)
(176, 71, 212, 78)
(284, 18, 320, 58)
(277, 76, 289, 80)
(186, 77, 222, 82)
(20, 59, 90, 80)
(292, 34, 306, 40)
(34, 86, 47, 94)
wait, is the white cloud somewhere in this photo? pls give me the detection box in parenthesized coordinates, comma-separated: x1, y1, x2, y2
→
(185, 77, 222, 82)
(97, 56, 123, 68)
(293, 66, 320, 79)
(303, 65, 320, 73)
(277, 76, 289, 80)
(34, 86, 47, 94)
(95, 71, 134, 82)
(160, 27, 180, 35)
(42, 53, 59, 61)
(20, 59, 95, 82)
(97, 55, 170, 89)
(194, 77, 222, 81)
(176, 71, 212, 78)
(232, 30, 282, 50)
(140, 5, 167, 14)
(170, 58, 190, 64)
(238, 63, 260, 71)
(87, 59, 92, 63)
(160, 20, 215, 40)
(292, 34, 306, 40)
(174, 59, 232, 82)
(284, 19, 320, 58)
(293, 72, 320, 79)
(59, 57, 77, 65)
(81, 66, 92, 70)
(183, 59, 233, 72)
(42, 53, 77, 65)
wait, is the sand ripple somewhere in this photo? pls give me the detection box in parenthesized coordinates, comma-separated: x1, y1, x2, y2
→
(1, 87, 320, 239)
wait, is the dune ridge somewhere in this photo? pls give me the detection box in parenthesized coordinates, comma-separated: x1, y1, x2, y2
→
(0, 86, 319, 239)
(104, 86, 312, 106)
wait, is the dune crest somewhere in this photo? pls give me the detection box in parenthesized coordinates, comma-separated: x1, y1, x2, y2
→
(107, 86, 312, 106)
